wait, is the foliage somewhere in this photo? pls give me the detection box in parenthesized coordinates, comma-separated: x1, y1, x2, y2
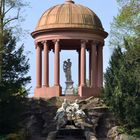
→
(103, 41, 140, 129)
(131, 128, 140, 137)
(109, 0, 140, 46)
(0, 30, 31, 100)
(103, 0, 140, 134)
(74, 85, 78, 95)
(0, 129, 26, 140)
(117, 126, 140, 137)
(0, 96, 27, 135)
(0, 30, 30, 134)
(0, 0, 28, 36)
(0, 0, 29, 82)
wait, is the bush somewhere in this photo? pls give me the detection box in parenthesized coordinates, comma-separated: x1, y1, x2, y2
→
(0, 96, 27, 134)
(2, 129, 27, 140)
(131, 128, 140, 138)
(103, 45, 140, 131)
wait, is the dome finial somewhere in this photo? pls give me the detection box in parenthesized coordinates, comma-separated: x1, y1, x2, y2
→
(65, 0, 75, 4)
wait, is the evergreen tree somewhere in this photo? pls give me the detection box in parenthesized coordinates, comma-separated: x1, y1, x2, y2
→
(104, 0, 140, 134)
(0, 0, 29, 82)
(103, 47, 125, 120)
(104, 42, 140, 127)
(0, 30, 31, 100)
(0, 30, 31, 134)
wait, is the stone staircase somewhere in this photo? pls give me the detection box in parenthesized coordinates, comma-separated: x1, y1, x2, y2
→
(56, 129, 86, 140)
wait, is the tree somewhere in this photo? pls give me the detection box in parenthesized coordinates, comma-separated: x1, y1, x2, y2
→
(103, 43, 140, 131)
(0, 30, 31, 100)
(110, 0, 140, 47)
(0, 0, 28, 82)
(103, 46, 125, 119)
(0, 30, 31, 134)
(103, 0, 140, 134)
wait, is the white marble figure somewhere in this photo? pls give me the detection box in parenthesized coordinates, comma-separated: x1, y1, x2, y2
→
(54, 99, 69, 130)
(75, 109, 86, 118)
(54, 99, 86, 130)
(71, 99, 80, 111)
(63, 59, 74, 95)
(63, 59, 72, 82)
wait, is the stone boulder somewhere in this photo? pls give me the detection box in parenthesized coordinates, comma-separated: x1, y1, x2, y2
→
(107, 126, 140, 140)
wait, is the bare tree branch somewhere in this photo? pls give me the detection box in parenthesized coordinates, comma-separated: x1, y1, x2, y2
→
(3, 7, 20, 26)
(4, 17, 18, 25)
(4, 4, 15, 16)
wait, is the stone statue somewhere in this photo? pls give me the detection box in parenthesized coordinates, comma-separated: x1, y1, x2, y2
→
(71, 99, 80, 111)
(54, 99, 69, 130)
(54, 99, 86, 130)
(63, 59, 74, 95)
(63, 59, 72, 82)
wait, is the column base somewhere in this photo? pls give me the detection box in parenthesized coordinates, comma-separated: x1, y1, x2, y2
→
(78, 86, 101, 98)
(34, 86, 62, 99)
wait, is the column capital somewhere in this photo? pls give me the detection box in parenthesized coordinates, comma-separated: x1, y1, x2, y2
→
(53, 39, 60, 45)
(35, 41, 39, 49)
(35, 42, 43, 50)
(41, 40, 48, 45)
(91, 41, 97, 46)
(81, 40, 88, 45)
(54, 39, 60, 52)
(42, 41, 50, 51)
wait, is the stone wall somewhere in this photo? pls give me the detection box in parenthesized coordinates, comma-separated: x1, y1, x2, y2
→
(22, 97, 120, 139)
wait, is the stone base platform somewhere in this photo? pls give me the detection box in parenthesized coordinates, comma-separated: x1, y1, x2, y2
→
(34, 86, 101, 99)
(47, 129, 97, 140)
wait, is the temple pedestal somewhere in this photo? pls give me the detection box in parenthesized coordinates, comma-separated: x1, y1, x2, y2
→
(34, 86, 62, 98)
(78, 86, 101, 98)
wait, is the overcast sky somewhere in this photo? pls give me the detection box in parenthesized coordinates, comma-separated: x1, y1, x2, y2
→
(20, 0, 118, 96)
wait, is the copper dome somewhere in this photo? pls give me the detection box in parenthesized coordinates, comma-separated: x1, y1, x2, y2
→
(35, 0, 104, 32)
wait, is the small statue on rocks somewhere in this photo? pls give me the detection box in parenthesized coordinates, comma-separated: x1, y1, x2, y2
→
(71, 99, 80, 111)
(54, 99, 69, 130)
(54, 99, 86, 130)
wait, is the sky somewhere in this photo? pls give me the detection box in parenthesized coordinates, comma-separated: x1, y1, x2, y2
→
(20, 0, 118, 96)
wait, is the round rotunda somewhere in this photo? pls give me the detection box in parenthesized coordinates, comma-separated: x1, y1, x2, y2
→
(31, 0, 108, 98)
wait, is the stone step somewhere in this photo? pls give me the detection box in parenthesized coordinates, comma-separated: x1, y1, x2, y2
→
(47, 129, 87, 140)
(27, 135, 46, 140)
(56, 137, 86, 140)
(56, 129, 86, 137)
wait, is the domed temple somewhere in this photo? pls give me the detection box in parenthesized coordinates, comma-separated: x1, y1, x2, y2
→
(31, 0, 108, 98)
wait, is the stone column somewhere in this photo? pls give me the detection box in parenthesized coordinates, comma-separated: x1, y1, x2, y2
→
(36, 42, 42, 88)
(43, 41, 49, 87)
(91, 43, 97, 88)
(54, 40, 60, 86)
(80, 40, 86, 86)
(78, 50, 81, 86)
(89, 49, 91, 87)
(97, 45, 103, 88)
